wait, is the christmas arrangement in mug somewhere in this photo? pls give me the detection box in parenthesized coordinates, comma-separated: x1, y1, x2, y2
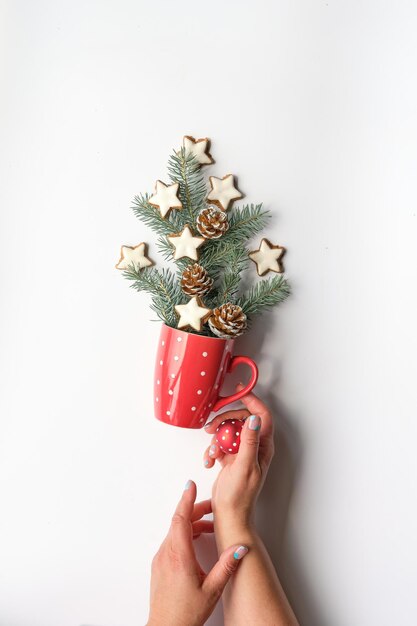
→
(116, 135, 290, 339)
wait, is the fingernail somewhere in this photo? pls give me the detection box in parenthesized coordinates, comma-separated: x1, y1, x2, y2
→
(209, 444, 217, 457)
(204, 421, 213, 430)
(184, 479, 192, 490)
(248, 414, 261, 431)
(233, 545, 249, 560)
(204, 459, 209, 467)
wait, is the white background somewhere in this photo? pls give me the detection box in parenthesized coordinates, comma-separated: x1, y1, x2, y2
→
(1, 1, 417, 625)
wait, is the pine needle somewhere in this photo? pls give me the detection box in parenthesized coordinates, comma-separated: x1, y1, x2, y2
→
(237, 275, 291, 317)
(123, 266, 183, 327)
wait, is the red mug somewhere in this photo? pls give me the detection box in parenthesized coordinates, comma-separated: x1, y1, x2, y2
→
(154, 324, 258, 429)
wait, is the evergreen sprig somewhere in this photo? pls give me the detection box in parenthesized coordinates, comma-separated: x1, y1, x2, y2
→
(238, 275, 291, 317)
(167, 149, 206, 226)
(198, 204, 269, 276)
(124, 145, 291, 336)
(123, 266, 182, 327)
(206, 246, 249, 308)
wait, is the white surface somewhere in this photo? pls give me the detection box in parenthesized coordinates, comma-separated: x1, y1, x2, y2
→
(1, 1, 417, 625)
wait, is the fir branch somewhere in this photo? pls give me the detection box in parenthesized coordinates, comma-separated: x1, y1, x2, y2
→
(198, 204, 270, 276)
(167, 149, 207, 225)
(227, 204, 270, 241)
(122, 266, 183, 327)
(207, 246, 249, 308)
(237, 275, 291, 318)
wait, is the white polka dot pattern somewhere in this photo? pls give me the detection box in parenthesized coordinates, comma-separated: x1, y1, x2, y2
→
(154, 326, 243, 429)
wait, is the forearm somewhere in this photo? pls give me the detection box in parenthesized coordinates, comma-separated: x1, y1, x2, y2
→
(215, 517, 298, 626)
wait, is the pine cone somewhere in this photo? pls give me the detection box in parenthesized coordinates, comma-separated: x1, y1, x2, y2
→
(181, 263, 214, 297)
(196, 206, 229, 239)
(208, 303, 247, 338)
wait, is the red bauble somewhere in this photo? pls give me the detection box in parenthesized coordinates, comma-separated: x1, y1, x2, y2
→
(215, 418, 244, 455)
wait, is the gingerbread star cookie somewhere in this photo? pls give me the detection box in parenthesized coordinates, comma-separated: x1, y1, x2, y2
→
(168, 225, 205, 261)
(207, 174, 242, 211)
(149, 180, 182, 218)
(183, 135, 214, 166)
(115, 243, 154, 271)
(175, 296, 211, 331)
(249, 238, 285, 275)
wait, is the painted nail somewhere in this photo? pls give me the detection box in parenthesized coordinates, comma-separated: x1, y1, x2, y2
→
(209, 444, 217, 457)
(248, 414, 261, 431)
(233, 545, 249, 560)
(204, 421, 213, 430)
(204, 459, 209, 467)
(184, 479, 192, 490)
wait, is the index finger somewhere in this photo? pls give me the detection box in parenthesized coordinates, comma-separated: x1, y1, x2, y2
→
(204, 409, 249, 434)
(169, 480, 197, 561)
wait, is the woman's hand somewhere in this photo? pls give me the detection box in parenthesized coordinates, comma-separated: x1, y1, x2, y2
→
(203, 388, 275, 533)
(203, 391, 299, 626)
(147, 480, 248, 626)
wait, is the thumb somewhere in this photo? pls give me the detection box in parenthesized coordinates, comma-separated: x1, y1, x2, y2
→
(203, 545, 249, 599)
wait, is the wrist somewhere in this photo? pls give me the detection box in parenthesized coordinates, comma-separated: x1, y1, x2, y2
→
(214, 513, 258, 552)
(213, 503, 254, 531)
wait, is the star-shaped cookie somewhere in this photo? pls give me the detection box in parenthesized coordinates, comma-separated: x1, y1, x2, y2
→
(249, 238, 285, 275)
(175, 296, 211, 331)
(207, 174, 242, 211)
(183, 135, 214, 166)
(168, 225, 205, 261)
(149, 180, 182, 218)
(115, 243, 154, 271)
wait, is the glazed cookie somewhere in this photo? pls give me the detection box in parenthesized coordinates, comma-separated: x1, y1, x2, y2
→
(249, 238, 285, 275)
(168, 225, 205, 261)
(183, 135, 214, 166)
(149, 180, 182, 218)
(175, 296, 211, 331)
(207, 174, 242, 211)
(115, 243, 154, 271)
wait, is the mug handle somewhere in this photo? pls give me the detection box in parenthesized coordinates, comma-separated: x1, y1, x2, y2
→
(212, 355, 259, 412)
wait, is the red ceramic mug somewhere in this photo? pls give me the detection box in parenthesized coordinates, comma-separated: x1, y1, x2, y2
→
(154, 324, 258, 429)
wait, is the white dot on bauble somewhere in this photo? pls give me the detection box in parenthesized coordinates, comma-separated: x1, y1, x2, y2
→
(156, 397, 159, 402)
(160, 360, 163, 365)
(197, 390, 202, 395)
(174, 356, 179, 361)
(157, 380, 160, 385)
(236, 432, 240, 436)
(229, 448, 232, 452)
(201, 371, 206, 376)
(166, 411, 170, 415)
(191, 406, 196, 411)
(225, 429, 229, 433)
(162, 340, 165, 346)
(222, 436, 226, 440)
(202, 352, 208, 357)
(233, 442, 237, 446)
(169, 390, 173, 395)
(177, 337, 182, 342)
(171, 374, 175, 379)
